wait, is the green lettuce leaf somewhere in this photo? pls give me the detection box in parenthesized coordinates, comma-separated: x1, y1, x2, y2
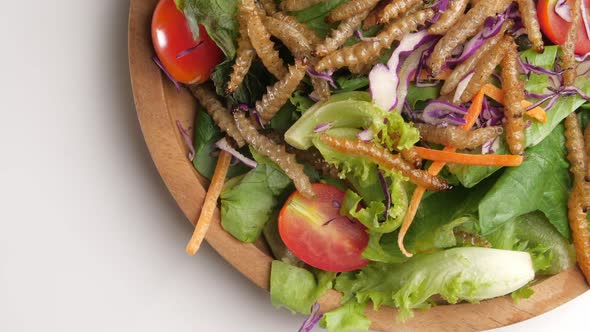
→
(220, 164, 291, 242)
(486, 212, 575, 275)
(320, 301, 371, 332)
(270, 261, 335, 314)
(262, 211, 303, 266)
(335, 248, 534, 321)
(175, 0, 239, 58)
(478, 124, 571, 238)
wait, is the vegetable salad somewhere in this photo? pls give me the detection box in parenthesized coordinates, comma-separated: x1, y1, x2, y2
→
(151, 0, 590, 331)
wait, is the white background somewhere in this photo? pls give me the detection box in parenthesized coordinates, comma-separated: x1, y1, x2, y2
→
(0, 1, 589, 331)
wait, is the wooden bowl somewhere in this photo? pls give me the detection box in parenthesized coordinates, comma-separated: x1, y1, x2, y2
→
(128, 1, 588, 330)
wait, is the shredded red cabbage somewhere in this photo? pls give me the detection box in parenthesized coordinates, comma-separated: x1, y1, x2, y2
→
(152, 56, 182, 91)
(298, 302, 323, 332)
(481, 137, 500, 154)
(377, 169, 391, 220)
(176, 120, 195, 161)
(307, 68, 337, 89)
(429, 0, 450, 24)
(420, 100, 468, 126)
(314, 122, 334, 133)
(356, 128, 374, 141)
(581, 1, 590, 39)
(453, 71, 474, 103)
(251, 109, 265, 129)
(215, 137, 258, 168)
(369, 30, 438, 110)
(176, 40, 204, 59)
(555, 0, 573, 22)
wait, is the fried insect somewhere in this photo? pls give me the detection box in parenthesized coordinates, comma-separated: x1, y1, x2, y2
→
(318, 134, 451, 191)
(414, 124, 504, 150)
(377, 0, 422, 25)
(233, 111, 315, 197)
(460, 35, 513, 103)
(568, 193, 590, 283)
(517, 0, 544, 52)
(280, 0, 327, 12)
(585, 124, 590, 181)
(500, 41, 526, 155)
(272, 12, 322, 47)
(565, 113, 590, 211)
(227, 4, 256, 94)
(190, 85, 246, 147)
(259, 0, 277, 15)
(316, 8, 436, 71)
(349, 63, 373, 75)
(256, 58, 308, 122)
(311, 75, 332, 100)
(292, 147, 341, 178)
(243, 0, 287, 79)
(428, 0, 469, 35)
(387, 132, 423, 168)
(263, 16, 312, 57)
(440, 21, 511, 96)
(314, 10, 370, 57)
(428, 0, 513, 76)
(362, 0, 388, 29)
(326, 0, 380, 23)
(563, 0, 581, 86)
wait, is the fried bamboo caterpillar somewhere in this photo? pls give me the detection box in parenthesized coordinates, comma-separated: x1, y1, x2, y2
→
(280, 0, 327, 12)
(428, 0, 513, 76)
(291, 147, 341, 178)
(318, 134, 450, 191)
(259, 0, 277, 15)
(227, 4, 256, 94)
(314, 10, 370, 57)
(500, 41, 526, 155)
(428, 0, 469, 35)
(243, 0, 287, 79)
(377, 0, 422, 25)
(256, 58, 308, 122)
(272, 12, 322, 47)
(440, 21, 511, 96)
(517, 0, 544, 52)
(414, 124, 503, 150)
(565, 113, 590, 211)
(563, 0, 581, 86)
(233, 111, 315, 197)
(263, 16, 312, 57)
(316, 8, 436, 71)
(326, 0, 380, 23)
(362, 0, 388, 29)
(460, 35, 512, 103)
(568, 192, 590, 283)
(190, 85, 246, 147)
(584, 123, 590, 181)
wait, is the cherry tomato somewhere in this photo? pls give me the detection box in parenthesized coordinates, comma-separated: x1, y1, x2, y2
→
(151, 0, 223, 84)
(538, 0, 590, 54)
(278, 183, 370, 272)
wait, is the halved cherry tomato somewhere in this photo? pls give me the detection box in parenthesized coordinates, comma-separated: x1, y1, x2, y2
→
(151, 0, 223, 84)
(538, 0, 590, 54)
(278, 183, 369, 272)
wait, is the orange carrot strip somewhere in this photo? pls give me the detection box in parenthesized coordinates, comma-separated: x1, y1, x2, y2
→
(397, 90, 485, 257)
(186, 150, 232, 255)
(414, 147, 524, 166)
(481, 83, 547, 123)
(462, 90, 485, 130)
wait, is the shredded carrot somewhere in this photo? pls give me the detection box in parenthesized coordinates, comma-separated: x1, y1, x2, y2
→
(397, 90, 485, 257)
(481, 83, 547, 123)
(414, 147, 524, 166)
(186, 150, 232, 255)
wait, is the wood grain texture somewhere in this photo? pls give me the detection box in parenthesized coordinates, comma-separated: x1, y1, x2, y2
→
(128, 1, 588, 330)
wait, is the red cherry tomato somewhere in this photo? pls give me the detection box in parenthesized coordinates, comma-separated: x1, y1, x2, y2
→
(538, 0, 590, 55)
(151, 0, 223, 84)
(278, 183, 370, 272)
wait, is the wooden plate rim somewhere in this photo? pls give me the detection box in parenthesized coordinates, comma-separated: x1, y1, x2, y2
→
(127, 1, 588, 330)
